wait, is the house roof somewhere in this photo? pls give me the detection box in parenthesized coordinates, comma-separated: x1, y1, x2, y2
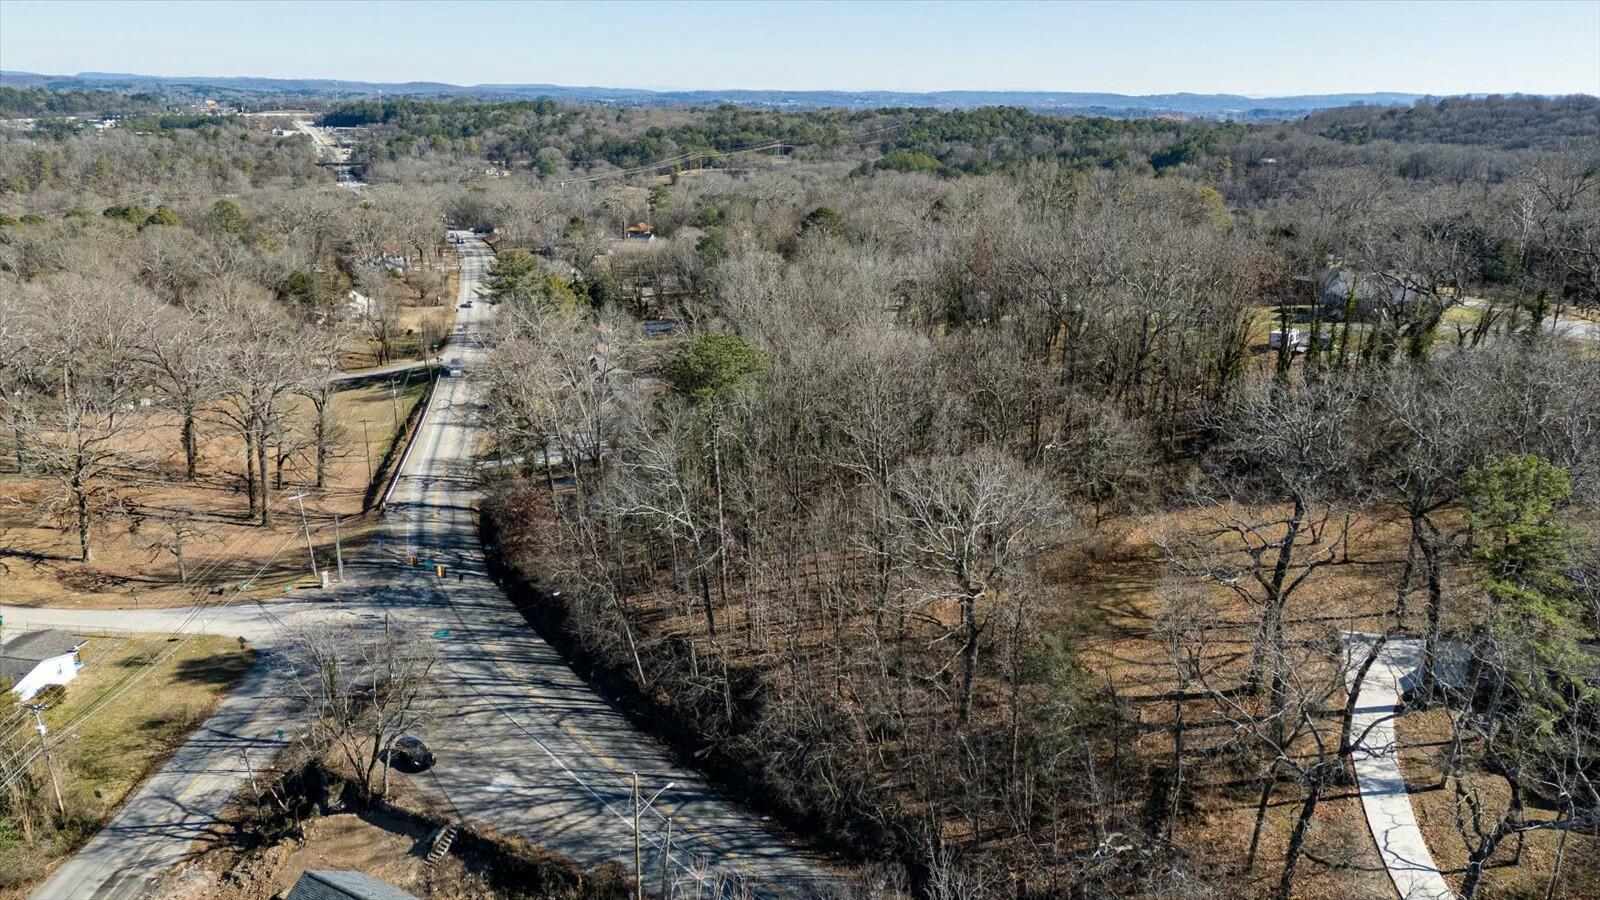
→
(285, 870, 420, 900)
(625, 221, 653, 234)
(1317, 268, 1423, 306)
(0, 630, 84, 683)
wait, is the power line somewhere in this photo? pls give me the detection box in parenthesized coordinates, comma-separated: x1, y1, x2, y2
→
(0, 528, 300, 793)
(0, 532, 296, 790)
(370, 234, 743, 889)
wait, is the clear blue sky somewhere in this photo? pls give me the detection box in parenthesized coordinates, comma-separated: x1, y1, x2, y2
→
(2, 0, 1596, 96)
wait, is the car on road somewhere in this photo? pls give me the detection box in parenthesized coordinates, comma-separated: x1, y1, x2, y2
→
(389, 736, 435, 773)
(460, 300, 473, 309)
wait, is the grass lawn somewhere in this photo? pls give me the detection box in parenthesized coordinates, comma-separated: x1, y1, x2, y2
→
(0, 634, 256, 897)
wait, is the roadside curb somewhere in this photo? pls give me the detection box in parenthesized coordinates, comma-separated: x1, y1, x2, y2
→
(368, 368, 438, 513)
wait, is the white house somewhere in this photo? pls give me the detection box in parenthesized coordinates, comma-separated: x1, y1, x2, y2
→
(1, 630, 87, 701)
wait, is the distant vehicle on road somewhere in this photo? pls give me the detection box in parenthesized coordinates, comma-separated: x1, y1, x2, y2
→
(389, 736, 435, 772)
(460, 301, 473, 309)
(447, 358, 463, 376)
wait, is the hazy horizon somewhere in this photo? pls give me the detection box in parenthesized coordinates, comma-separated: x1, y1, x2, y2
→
(2, 0, 1597, 98)
(0, 68, 1527, 101)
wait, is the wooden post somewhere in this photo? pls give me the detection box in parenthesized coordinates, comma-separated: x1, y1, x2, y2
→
(333, 514, 345, 583)
(660, 817, 672, 898)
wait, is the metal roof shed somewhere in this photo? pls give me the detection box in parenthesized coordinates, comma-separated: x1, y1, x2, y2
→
(285, 871, 420, 900)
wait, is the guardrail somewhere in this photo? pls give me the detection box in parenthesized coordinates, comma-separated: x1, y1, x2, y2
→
(361, 366, 437, 512)
(377, 365, 441, 513)
(376, 234, 493, 513)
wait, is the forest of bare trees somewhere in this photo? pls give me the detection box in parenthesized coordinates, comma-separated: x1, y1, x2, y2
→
(3, 92, 1598, 897)
(462, 100, 1597, 896)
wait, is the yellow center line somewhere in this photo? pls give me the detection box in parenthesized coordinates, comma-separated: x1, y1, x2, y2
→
(444, 573, 755, 876)
(412, 368, 761, 879)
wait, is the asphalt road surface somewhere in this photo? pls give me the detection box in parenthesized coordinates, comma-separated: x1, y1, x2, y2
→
(1460, 298, 1599, 344)
(377, 233, 833, 891)
(23, 232, 833, 899)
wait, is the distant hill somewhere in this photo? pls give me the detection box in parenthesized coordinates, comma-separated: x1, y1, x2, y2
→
(1299, 94, 1600, 149)
(0, 70, 1446, 120)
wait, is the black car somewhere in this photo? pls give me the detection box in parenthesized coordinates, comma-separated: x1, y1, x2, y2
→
(389, 736, 436, 772)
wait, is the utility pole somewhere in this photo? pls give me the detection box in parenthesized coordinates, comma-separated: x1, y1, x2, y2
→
(633, 773, 642, 900)
(289, 492, 318, 582)
(628, 776, 673, 899)
(31, 706, 65, 817)
(332, 514, 345, 583)
(360, 418, 373, 484)
(388, 379, 400, 429)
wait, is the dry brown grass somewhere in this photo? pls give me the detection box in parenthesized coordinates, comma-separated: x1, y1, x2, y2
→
(1, 379, 427, 609)
(512, 491, 1431, 896)
(518, 480, 1587, 897)
(1046, 503, 1590, 899)
(1033, 507, 1393, 898)
(1397, 710, 1599, 900)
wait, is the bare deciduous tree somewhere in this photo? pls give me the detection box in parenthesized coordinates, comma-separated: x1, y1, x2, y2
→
(211, 297, 309, 526)
(279, 619, 437, 801)
(7, 273, 148, 561)
(136, 304, 222, 481)
(893, 448, 1065, 726)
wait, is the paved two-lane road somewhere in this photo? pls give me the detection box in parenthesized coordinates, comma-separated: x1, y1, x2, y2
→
(380, 233, 832, 890)
(1460, 298, 1600, 345)
(22, 232, 831, 898)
